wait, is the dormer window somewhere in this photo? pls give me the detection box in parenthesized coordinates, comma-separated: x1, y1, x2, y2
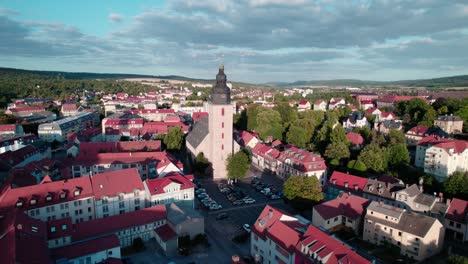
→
(16, 200, 24, 207)
(344, 182, 349, 188)
(333, 180, 337, 185)
(30, 199, 37, 205)
(50, 226, 56, 233)
(46, 195, 52, 201)
(60, 192, 67, 199)
(74, 188, 81, 196)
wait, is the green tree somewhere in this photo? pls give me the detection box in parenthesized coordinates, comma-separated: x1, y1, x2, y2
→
(298, 110, 324, 125)
(164, 126, 184, 151)
(194, 152, 210, 175)
(293, 118, 316, 140)
(283, 175, 323, 203)
(226, 150, 250, 181)
(325, 142, 350, 161)
(247, 104, 261, 131)
(370, 130, 386, 146)
(330, 124, 349, 145)
(347, 160, 367, 173)
(418, 107, 437, 126)
(437, 105, 448, 115)
(447, 255, 468, 264)
(274, 102, 298, 128)
(286, 125, 308, 148)
(387, 129, 406, 145)
(387, 143, 410, 167)
(358, 143, 387, 173)
(444, 171, 468, 200)
(255, 108, 284, 141)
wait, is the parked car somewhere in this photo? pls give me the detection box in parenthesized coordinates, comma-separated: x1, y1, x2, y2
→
(243, 224, 251, 233)
(233, 200, 244, 206)
(243, 198, 256, 204)
(269, 195, 281, 200)
(216, 213, 229, 220)
(195, 188, 206, 194)
(209, 204, 222, 210)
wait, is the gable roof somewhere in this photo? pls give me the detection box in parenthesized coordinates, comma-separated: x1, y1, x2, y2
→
(445, 198, 468, 223)
(186, 115, 209, 149)
(328, 171, 368, 194)
(314, 193, 369, 220)
(144, 174, 195, 195)
(52, 235, 120, 260)
(154, 224, 177, 242)
(192, 112, 208, 123)
(72, 205, 166, 241)
(406, 125, 429, 136)
(61, 104, 77, 112)
(90, 168, 144, 199)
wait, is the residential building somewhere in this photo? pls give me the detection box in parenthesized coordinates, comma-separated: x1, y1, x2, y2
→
(251, 143, 280, 174)
(365, 107, 381, 118)
(102, 113, 144, 140)
(297, 100, 311, 111)
(166, 203, 204, 240)
(91, 168, 146, 219)
(393, 184, 437, 213)
(144, 172, 195, 207)
(0, 141, 51, 168)
(0, 124, 24, 136)
(276, 145, 327, 186)
(326, 171, 368, 200)
(235, 130, 259, 150)
(434, 115, 463, 134)
(61, 103, 79, 117)
(71, 151, 183, 178)
(312, 193, 370, 234)
(343, 112, 370, 131)
(186, 66, 236, 179)
(405, 126, 448, 146)
(251, 205, 370, 264)
(359, 99, 375, 110)
(0, 176, 95, 224)
(363, 201, 445, 261)
(71, 205, 170, 249)
(443, 198, 468, 242)
(416, 136, 468, 181)
(313, 100, 327, 111)
(124, 109, 175, 122)
(38, 112, 99, 142)
(375, 120, 403, 135)
(328, 97, 347, 110)
(376, 95, 428, 109)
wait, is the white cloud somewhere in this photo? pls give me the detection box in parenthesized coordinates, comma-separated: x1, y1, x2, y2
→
(109, 13, 124, 23)
(248, 0, 307, 7)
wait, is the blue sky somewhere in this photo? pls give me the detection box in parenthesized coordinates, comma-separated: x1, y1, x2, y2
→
(1, 0, 467, 83)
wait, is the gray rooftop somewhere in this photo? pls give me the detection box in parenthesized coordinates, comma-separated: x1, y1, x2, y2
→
(414, 193, 437, 207)
(367, 201, 438, 237)
(167, 203, 203, 225)
(368, 201, 404, 218)
(364, 179, 404, 199)
(186, 115, 209, 149)
(437, 115, 462, 122)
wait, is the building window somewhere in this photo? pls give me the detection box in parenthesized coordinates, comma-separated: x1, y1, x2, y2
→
(222, 122, 224, 128)
(103, 205, 109, 213)
(449, 221, 454, 227)
(119, 201, 125, 209)
(222, 144, 224, 150)
(50, 227, 56, 233)
(334, 217, 338, 222)
(184, 193, 189, 199)
(398, 232, 402, 236)
(222, 133, 224, 139)
(221, 108, 225, 116)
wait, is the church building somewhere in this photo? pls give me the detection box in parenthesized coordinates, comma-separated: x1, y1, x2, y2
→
(186, 66, 239, 179)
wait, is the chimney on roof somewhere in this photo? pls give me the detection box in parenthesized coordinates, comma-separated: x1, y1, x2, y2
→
(268, 209, 273, 218)
(446, 199, 451, 206)
(419, 177, 424, 192)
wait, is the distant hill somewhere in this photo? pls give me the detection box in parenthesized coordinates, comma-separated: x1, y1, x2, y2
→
(0, 67, 213, 83)
(267, 75, 468, 88)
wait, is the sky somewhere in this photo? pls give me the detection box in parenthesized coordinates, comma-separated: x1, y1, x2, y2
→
(0, 0, 468, 83)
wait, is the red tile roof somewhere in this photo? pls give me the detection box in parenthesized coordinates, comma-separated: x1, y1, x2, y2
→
(365, 107, 380, 116)
(406, 125, 429, 136)
(79, 141, 162, 155)
(346, 132, 364, 146)
(104, 118, 144, 126)
(74, 151, 178, 167)
(142, 121, 189, 134)
(277, 146, 326, 172)
(192, 112, 209, 123)
(298, 100, 309, 105)
(0, 124, 16, 132)
(91, 168, 144, 199)
(297, 225, 370, 264)
(252, 143, 280, 161)
(72, 205, 167, 241)
(380, 112, 395, 119)
(0, 176, 93, 211)
(378, 95, 428, 103)
(417, 136, 468, 154)
(126, 109, 175, 115)
(328, 171, 368, 194)
(9, 106, 44, 113)
(154, 224, 177, 242)
(445, 198, 468, 223)
(164, 114, 181, 122)
(145, 174, 195, 195)
(314, 100, 326, 105)
(52, 235, 120, 260)
(61, 104, 77, 112)
(314, 193, 370, 220)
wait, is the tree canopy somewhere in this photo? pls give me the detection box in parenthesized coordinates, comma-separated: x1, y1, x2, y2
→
(283, 175, 323, 204)
(226, 150, 251, 181)
(286, 125, 308, 148)
(164, 126, 185, 151)
(325, 142, 350, 162)
(255, 107, 284, 141)
(444, 171, 468, 200)
(358, 143, 387, 173)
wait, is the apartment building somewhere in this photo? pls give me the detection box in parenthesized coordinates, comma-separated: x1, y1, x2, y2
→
(443, 198, 468, 242)
(71, 151, 183, 178)
(276, 145, 327, 185)
(416, 136, 468, 181)
(38, 112, 100, 142)
(313, 100, 327, 111)
(0, 176, 95, 224)
(312, 193, 370, 234)
(0, 124, 24, 136)
(363, 201, 444, 261)
(251, 205, 370, 264)
(91, 168, 146, 219)
(343, 112, 370, 131)
(144, 172, 195, 208)
(434, 115, 463, 134)
(251, 143, 280, 174)
(326, 171, 368, 200)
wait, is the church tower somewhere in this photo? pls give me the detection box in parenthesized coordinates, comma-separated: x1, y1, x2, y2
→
(207, 65, 234, 179)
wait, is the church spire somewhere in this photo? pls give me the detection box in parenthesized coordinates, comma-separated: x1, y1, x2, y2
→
(211, 65, 231, 105)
